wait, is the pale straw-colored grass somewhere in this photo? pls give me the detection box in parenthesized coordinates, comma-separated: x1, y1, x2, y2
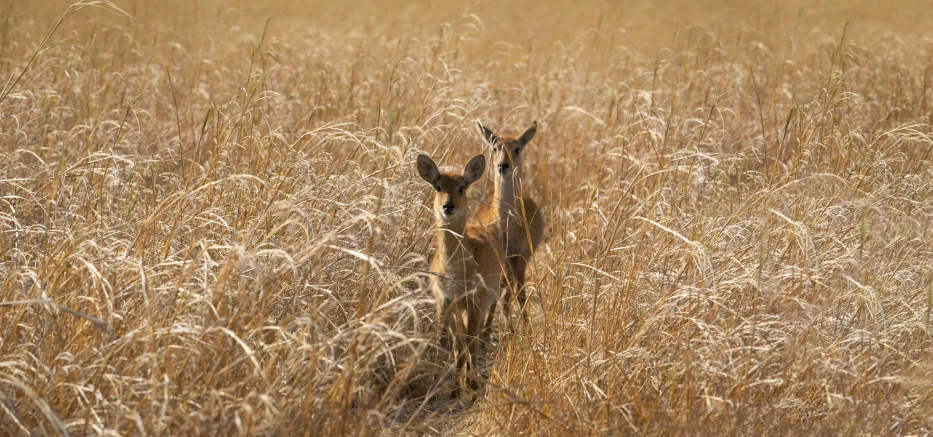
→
(2, 0, 933, 435)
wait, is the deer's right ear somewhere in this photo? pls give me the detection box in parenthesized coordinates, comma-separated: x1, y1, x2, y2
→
(477, 122, 499, 146)
(416, 154, 440, 185)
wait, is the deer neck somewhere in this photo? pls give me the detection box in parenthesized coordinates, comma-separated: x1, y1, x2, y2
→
(435, 214, 469, 265)
(492, 171, 521, 220)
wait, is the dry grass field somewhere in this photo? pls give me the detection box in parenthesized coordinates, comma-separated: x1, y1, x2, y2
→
(3, 0, 933, 435)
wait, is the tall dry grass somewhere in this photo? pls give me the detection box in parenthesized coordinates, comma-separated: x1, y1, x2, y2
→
(2, 0, 933, 435)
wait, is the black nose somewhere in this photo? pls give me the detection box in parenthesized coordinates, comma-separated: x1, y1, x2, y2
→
(498, 163, 510, 174)
(442, 202, 455, 215)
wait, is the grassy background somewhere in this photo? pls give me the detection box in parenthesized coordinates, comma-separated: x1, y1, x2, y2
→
(2, 0, 933, 435)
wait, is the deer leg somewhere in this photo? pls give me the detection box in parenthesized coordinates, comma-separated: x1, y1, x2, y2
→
(446, 298, 479, 399)
(436, 297, 453, 352)
(464, 301, 483, 395)
(511, 256, 529, 323)
(482, 299, 497, 342)
(452, 312, 471, 398)
(500, 272, 514, 332)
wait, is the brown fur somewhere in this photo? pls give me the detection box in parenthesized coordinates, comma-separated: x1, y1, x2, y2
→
(474, 121, 546, 330)
(416, 154, 502, 398)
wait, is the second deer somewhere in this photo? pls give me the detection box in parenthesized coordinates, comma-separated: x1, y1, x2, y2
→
(474, 121, 546, 331)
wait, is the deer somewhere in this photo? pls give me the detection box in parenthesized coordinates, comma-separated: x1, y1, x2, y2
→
(474, 121, 546, 333)
(416, 153, 502, 398)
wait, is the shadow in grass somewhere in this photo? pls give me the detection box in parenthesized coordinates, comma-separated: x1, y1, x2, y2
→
(367, 332, 512, 435)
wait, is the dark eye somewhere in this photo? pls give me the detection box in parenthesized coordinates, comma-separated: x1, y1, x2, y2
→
(458, 186, 465, 194)
(493, 147, 499, 152)
(513, 148, 520, 155)
(434, 185, 441, 192)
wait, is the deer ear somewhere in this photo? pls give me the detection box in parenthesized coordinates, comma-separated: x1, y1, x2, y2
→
(416, 154, 440, 185)
(519, 121, 537, 146)
(462, 154, 486, 185)
(477, 122, 499, 146)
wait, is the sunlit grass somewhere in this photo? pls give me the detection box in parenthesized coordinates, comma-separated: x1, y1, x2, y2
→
(2, 0, 933, 435)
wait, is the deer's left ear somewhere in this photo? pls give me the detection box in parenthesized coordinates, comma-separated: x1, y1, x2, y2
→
(462, 154, 486, 185)
(477, 122, 499, 146)
(519, 121, 537, 146)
